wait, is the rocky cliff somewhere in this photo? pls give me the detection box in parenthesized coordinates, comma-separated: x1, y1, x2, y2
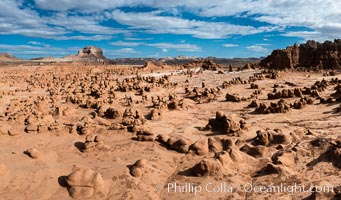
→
(260, 39, 341, 69)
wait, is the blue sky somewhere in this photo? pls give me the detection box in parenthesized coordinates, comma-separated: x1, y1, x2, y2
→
(0, 0, 340, 59)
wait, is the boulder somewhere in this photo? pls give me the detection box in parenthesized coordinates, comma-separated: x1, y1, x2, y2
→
(208, 137, 234, 152)
(157, 135, 191, 153)
(205, 112, 245, 136)
(189, 138, 209, 155)
(103, 107, 121, 119)
(24, 148, 41, 159)
(83, 134, 104, 152)
(130, 159, 148, 177)
(248, 100, 259, 108)
(190, 148, 245, 177)
(254, 129, 291, 146)
(240, 144, 267, 158)
(65, 167, 108, 199)
(190, 158, 223, 176)
(201, 60, 221, 71)
(147, 109, 161, 120)
(225, 93, 242, 102)
(136, 130, 155, 141)
(326, 139, 341, 168)
(255, 99, 291, 114)
(271, 150, 296, 168)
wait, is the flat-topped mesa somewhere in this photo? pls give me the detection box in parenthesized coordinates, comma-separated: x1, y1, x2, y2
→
(61, 46, 110, 63)
(260, 39, 341, 69)
(76, 46, 108, 62)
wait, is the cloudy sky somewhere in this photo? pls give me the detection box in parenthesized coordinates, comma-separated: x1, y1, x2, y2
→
(0, 0, 340, 59)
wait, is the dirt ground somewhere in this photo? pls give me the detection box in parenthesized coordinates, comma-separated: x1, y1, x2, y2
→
(0, 64, 340, 200)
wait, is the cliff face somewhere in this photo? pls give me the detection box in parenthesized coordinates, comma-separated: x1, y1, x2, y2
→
(260, 39, 341, 69)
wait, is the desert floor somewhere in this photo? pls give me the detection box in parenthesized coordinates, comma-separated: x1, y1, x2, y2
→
(0, 64, 340, 200)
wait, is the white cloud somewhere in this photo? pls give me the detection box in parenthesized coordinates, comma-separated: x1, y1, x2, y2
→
(110, 41, 144, 46)
(42, 12, 126, 35)
(28, 41, 44, 45)
(120, 48, 137, 52)
(0, 0, 68, 37)
(147, 43, 202, 52)
(0, 1, 122, 40)
(282, 30, 340, 42)
(105, 48, 139, 57)
(32, 0, 341, 41)
(125, 37, 154, 41)
(33, 0, 215, 12)
(196, 0, 341, 41)
(53, 35, 113, 41)
(2, 0, 338, 48)
(109, 10, 277, 39)
(246, 45, 269, 53)
(0, 44, 37, 51)
(0, 44, 71, 58)
(162, 48, 168, 52)
(222, 44, 239, 47)
(34, 0, 149, 12)
(255, 43, 271, 46)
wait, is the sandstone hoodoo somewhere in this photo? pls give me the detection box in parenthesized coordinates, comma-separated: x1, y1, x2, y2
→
(204, 111, 247, 136)
(129, 159, 149, 177)
(65, 167, 108, 199)
(142, 61, 166, 69)
(201, 60, 221, 71)
(135, 129, 155, 141)
(83, 134, 105, 152)
(260, 39, 341, 69)
(156, 134, 191, 153)
(0, 37, 341, 200)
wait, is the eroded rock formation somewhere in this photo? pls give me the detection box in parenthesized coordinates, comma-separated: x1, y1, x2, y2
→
(77, 46, 107, 62)
(204, 111, 247, 136)
(65, 167, 108, 199)
(260, 39, 341, 69)
(63, 46, 109, 63)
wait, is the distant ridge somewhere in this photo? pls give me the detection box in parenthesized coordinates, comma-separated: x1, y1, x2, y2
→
(0, 53, 21, 62)
(0, 47, 260, 67)
(111, 57, 260, 66)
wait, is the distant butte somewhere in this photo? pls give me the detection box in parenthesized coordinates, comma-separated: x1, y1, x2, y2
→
(63, 46, 109, 63)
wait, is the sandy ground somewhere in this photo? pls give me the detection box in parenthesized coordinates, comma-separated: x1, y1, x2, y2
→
(0, 64, 340, 200)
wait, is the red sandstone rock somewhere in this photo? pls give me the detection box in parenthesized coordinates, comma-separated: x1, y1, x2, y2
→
(260, 39, 341, 69)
